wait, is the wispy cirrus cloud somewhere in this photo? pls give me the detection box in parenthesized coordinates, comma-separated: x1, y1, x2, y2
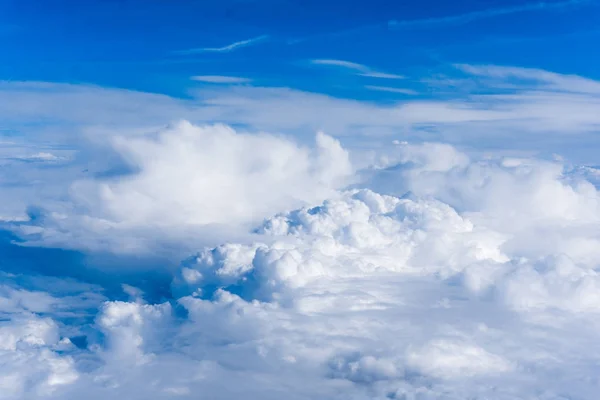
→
(311, 59, 367, 71)
(175, 35, 269, 55)
(454, 63, 600, 94)
(389, 0, 590, 30)
(365, 85, 418, 95)
(191, 75, 251, 84)
(310, 59, 405, 79)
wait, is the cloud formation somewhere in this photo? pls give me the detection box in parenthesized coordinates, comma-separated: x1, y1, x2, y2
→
(3, 143, 600, 398)
(5, 122, 352, 254)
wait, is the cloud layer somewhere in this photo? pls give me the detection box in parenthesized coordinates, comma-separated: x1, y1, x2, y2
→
(2, 64, 600, 399)
(3, 138, 600, 398)
(3, 64, 600, 160)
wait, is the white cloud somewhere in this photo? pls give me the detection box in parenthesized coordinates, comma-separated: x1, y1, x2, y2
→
(78, 122, 351, 227)
(406, 340, 512, 379)
(0, 276, 100, 399)
(0, 317, 79, 398)
(359, 71, 406, 79)
(15, 152, 64, 162)
(96, 301, 172, 366)
(455, 63, 600, 94)
(310, 59, 368, 72)
(191, 76, 251, 84)
(310, 59, 405, 79)
(364, 85, 418, 95)
(174, 35, 269, 54)
(5, 122, 352, 254)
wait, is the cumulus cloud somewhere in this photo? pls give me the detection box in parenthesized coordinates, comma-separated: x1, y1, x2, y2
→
(0, 272, 106, 399)
(2, 142, 600, 398)
(74, 122, 351, 226)
(5, 122, 352, 254)
(0, 315, 79, 398)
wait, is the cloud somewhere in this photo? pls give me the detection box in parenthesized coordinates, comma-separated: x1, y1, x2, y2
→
(191, 76, 251, 84)
(364, 85, 418, 95)
(0, 271, 105, 398)
(310, 59, 369, 72)
(175, 35, 269, 55)
(3, 63, 600, 152)
(10, 152, 66, 163)
(359, 71, 406, 79)
(77, 122, 351, 227)
(173, 144, 600, 313)
(389, 0, 590, 30)
(0, 314, 79, 397)
(310, 59, 405, 79)
(406, 340, 513, 379)
(5, 122, 352, 254)
(455, 63, 600, 94)
(3, 140, 600, 398)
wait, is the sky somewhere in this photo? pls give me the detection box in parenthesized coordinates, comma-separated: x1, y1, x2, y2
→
(2, 1, 600, 399)
(2, 0, 600, 97)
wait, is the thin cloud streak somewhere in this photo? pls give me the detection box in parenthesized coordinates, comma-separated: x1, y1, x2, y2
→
(311, 59, 369, 72)
(360, 71, 406, 79)
(191, 76, 251, 84)
(175, 35, 269, 55)
(389, 0, 590, 29)
(454, 63, 600, 94)
(365, 85, 418, 95)
(310, 59, 405, 79)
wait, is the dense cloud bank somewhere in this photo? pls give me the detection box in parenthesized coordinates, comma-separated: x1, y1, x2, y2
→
(2, 122, 600, 399)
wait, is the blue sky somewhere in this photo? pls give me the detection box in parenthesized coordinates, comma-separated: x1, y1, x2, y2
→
(2, 0, 599, 98)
